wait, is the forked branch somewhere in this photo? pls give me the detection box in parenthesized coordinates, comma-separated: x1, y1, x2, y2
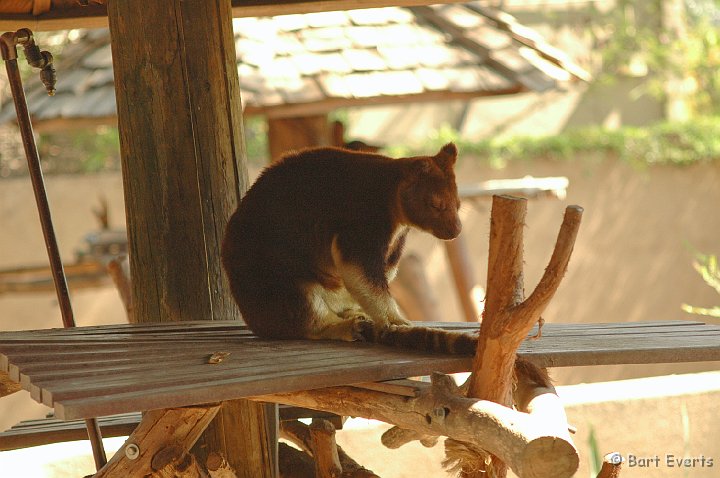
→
(459, 196, 582, 477)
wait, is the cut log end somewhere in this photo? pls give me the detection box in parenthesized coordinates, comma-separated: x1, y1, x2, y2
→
(519, 436, 579, 478)
(0, 371, 21, 397)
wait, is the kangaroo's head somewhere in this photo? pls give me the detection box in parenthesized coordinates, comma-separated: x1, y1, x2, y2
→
(398, 143, 462, 240)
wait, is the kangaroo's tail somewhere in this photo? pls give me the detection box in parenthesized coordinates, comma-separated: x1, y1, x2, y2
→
(369, 324, 477, 355)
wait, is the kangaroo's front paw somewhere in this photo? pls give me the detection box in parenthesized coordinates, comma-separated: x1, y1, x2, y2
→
(350, 315, 376, 342)
(338, 308, 369, 320)
(386, 313, 412, 327)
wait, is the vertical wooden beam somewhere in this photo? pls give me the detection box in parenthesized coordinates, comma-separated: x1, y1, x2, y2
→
(267, 115, 330, 161)
(106, 1, 275, 476)
(108, 0, 246, 324)
(444, 234, 480, 322)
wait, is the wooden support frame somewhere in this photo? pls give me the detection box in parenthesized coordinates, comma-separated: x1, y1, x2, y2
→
(95, 405, 221, 477)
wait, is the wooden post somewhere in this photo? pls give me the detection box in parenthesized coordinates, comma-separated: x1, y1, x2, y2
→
(267, 115, 330, 161)
(444, 233, 480, 322)
(106, 0, 275, 476)
(597, 453, 623, 478)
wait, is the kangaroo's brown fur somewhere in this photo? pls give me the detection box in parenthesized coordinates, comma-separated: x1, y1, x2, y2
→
(221, 143, 476, 354)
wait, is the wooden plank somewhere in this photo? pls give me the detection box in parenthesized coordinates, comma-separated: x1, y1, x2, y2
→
(352, 379, 423, 397)
(245, 87, 523, 119)
(458, 176, 569, 200)
(408, 5, 548, 90)
(38, 350, 466, 404)
(0, 1, 468, 32)
(1, 321, 720, 420)
(0, 414, 139, 451)
(464, 3, 590, 82)
(51, 357, 472, 420)
(6, 322, 717, 404)
(0, 407, 339, 452)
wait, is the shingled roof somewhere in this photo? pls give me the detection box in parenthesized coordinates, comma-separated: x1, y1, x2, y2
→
(0, 3, 587, 130)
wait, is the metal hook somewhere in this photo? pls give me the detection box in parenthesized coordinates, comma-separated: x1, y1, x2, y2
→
(0, 28, 56, 95)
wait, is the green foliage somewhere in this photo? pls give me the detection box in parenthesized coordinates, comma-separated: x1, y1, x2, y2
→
(36, 126, 121, 174)
(587, 426, 603, 477)
(1, 117, 270, 177)
(391, 116, 720, 169)
(243, 116, 269, 165)
(594, 0, 720, 116)
(682, 251, 720, 319)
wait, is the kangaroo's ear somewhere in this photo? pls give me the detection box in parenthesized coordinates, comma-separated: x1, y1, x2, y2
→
(433, 143, 457, 169)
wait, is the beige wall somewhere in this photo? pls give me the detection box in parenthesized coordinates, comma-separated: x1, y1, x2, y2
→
(404, 155, 720, 384)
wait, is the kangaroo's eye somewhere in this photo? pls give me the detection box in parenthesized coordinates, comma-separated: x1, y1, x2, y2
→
(430, 197, 445, 211)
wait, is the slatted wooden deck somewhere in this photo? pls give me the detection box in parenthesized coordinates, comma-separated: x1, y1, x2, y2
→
(1, 320, 719, 420)
(0, 405, 340, 451)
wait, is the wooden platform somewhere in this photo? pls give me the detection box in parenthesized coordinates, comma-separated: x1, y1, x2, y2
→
(0, 405, 341, 451)
(1, 320, 719, 420)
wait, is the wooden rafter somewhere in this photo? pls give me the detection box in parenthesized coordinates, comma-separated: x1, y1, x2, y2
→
(465, 3, 591, 82)
(0, 0, 467, 32)
(409, 5, 549, 91)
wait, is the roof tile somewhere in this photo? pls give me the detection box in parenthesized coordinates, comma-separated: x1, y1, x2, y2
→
(347, 7, 414, 25)
(0, 4, 586, 123)
(342, 49, 387, 72)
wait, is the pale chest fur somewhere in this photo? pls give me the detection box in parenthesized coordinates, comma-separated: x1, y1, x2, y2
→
(385, 225, 409, 282)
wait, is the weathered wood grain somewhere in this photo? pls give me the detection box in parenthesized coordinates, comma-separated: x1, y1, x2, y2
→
(0, 1, 470, 32)
(0, 406, 338, 452)
(94, 405, 220, 477)
(106, 0, 273, 474)
(0, 320, 719, 421)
